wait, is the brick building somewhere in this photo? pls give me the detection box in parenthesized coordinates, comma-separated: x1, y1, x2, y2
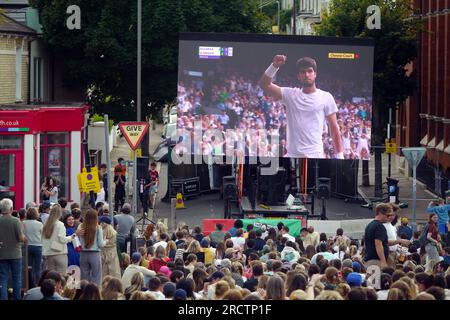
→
(397, 0, 450, 196)
(0, 13, 35, 104)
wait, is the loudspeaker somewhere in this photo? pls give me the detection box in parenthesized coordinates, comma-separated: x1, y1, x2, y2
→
(265, 167, 287, 206)
(318, 177, 331, 199)
(137, 157, 150, 179)
(222, 176, 237, 201)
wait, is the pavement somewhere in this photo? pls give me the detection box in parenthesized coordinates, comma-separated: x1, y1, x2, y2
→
(357, 154, 438, 225)
(108, 123, 440, 233)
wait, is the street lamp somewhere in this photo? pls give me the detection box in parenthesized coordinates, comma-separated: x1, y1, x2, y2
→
(276, 1, 280, 34)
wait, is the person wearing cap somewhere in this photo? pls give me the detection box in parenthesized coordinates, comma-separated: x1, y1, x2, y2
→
(163, 282, 176, 300)
(39, 200, 52, 225)
(397, 217, 413, 240)
(346, 272, 363, 287)
(99, 215, 121, 279)
(121, 252, 156, 289)
(173, 288, 187, 300)
(115, 203, 136, 253)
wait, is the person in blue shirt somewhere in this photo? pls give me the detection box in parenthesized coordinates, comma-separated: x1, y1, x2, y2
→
(228, 219, 243, 237)
(397, 217, 413, 240)
(427, 199, 450, 235)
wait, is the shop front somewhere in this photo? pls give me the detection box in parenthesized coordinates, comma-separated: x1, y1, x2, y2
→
(0, 103, 89, 209)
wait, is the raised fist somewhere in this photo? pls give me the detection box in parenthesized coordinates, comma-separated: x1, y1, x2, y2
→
(272, 55, 287, 68)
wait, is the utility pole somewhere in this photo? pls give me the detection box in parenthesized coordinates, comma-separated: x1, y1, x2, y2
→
(133, 0, 142, 215)
(292, 0, 297, 35)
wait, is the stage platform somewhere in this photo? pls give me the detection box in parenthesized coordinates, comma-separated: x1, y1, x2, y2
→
(238, 196, 309, 219)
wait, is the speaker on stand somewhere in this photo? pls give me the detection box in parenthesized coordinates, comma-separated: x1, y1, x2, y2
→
(223, 176, 238, 219)
(318, 177, 330, 220)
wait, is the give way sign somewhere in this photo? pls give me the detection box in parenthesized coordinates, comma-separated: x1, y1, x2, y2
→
(118, 122, 149, 151)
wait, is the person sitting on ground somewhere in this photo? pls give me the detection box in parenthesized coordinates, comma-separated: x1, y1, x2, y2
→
(122, 252, 156, 289)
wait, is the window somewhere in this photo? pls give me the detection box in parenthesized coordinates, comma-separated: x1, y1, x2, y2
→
(15, 46, 22, 102)
(33, 57, 42, 101)
(0, 135, 22, 150)
(40, 133, 70, 200)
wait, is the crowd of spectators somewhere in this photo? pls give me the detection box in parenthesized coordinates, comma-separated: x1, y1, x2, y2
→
(3, 196, 449, 301)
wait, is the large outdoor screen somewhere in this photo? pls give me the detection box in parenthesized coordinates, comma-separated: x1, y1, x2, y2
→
(176, 33, 374, 160)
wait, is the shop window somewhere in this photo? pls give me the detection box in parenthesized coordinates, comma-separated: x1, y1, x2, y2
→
(40, 133, 70, 200)
(0, 135, 22, 150)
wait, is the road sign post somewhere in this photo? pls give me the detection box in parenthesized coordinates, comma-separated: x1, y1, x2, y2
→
(119, 122, 150, 215)
(402, 147, 426, 232)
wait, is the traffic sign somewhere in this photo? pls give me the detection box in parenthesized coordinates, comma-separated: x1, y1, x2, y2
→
(402, 147, 426, 168)
(119, 122, 149, 151)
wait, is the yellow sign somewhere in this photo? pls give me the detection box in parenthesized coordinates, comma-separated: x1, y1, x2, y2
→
(77, 167, 101, 193)
(328, 52, 356, 59)
(385, 139, 397, 154)
(130, 148, 142, 159)
(272, 26, 279, 34)
(176, 192, 185, 209)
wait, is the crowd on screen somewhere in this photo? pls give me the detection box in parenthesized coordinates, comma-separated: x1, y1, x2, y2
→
(176, 72, 372, 159)
(1, 197, 449, 300)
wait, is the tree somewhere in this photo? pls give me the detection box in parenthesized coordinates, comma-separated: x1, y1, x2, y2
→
(315, 0, 419, 197)
(29, 0, 269, 122)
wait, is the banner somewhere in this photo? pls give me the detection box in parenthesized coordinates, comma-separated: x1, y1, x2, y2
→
(241, 219, 303, 237)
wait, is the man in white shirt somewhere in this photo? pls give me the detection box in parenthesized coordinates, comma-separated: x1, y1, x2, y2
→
(121, 252, 156, 289)
(383, 205, 410, 268)
(281, 226, 296, 243)
(259, 55, 344, 159)
(153, 233, 169, 250)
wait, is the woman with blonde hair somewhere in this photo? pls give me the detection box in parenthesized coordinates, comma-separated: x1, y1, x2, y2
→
(76, 209, 105, 286)
(215, 280, 230, 299)
(316, 290, 344, 300)
(186, 240, 202, 254)
(124, 272, 145, 300)
(266, 275, 286, 300)
(42, 205, 75, 275)
(99, 216, 121, 279)
(101, 277, 125, 300)
(387, 288, 406, 300)
(390, 280, 413, 300)
(399, 276, 418, 299)
(130, 291, 156, 300)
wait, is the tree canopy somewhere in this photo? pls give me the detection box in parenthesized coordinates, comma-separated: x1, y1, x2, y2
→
(315, 0, 419, 144)
(30, 0, 269, 121)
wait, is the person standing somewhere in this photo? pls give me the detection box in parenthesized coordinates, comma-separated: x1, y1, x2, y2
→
(114, 168, 126, 212)
(42, 205, 75, 276)
(76, 209, 105, 286)
(100, 163, 109, 202)
(148, 162, 159, 210)
(0, 199, 26, 300)
(23, 207, 43, 287)
(424, 213, 441, 273)
(41, 177, 59, 204)
(63, 214, 80, 267)
(363, 203, 391, 269)
(115, 203, 135, 254)
(427, 198, 450, 240)
(39, 200, 51, 225)
(99, 215, 121, 279)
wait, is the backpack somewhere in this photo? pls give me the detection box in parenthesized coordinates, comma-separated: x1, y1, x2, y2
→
(417, 224, 430, 247)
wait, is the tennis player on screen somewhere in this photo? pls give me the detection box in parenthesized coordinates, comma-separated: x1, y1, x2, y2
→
(259, 55, 344, 159)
